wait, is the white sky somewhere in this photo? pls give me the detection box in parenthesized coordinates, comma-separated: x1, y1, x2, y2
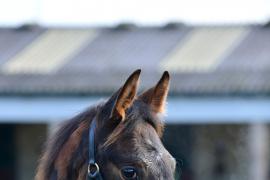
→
(0, 0, 270, 27)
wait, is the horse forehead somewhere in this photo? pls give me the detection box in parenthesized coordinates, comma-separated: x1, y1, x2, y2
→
(135, 122, 160, 144)
(138, 139, 175, 178)
(140, 137, 173, 161)
(134, 125, 168, 158)
(134, 124, 176, 169)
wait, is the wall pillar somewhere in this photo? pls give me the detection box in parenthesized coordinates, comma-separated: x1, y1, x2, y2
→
(47, 121, 61, 137)
(249, 123, 269, 180)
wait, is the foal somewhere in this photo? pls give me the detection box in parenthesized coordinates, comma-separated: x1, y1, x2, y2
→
(36, 70, 176, 180)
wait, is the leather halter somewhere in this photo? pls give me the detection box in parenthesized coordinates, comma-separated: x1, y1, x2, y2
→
(87, 118, 103, 180)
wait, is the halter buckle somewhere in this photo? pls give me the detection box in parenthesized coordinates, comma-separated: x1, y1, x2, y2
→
(88, 162, 100, 178)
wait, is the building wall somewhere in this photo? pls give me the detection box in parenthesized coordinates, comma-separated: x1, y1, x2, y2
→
(163, 125, 194, 179)
(192, 124, 250, 180)
(15, 124, 47, 180)
(163, 124, 269, 180)
(0, 125, 15, 180)
(1, 122, 269, 180)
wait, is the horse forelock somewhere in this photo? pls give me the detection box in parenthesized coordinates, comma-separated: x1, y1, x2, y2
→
(102, 100, 164, 148)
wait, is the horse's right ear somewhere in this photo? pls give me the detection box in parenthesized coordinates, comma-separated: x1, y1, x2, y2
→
(109, 69, 141, 121)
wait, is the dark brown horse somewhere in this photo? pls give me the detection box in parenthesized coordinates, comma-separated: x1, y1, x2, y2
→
(36, 70, 176, 180)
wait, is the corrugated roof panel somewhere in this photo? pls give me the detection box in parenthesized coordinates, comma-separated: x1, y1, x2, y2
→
(59, 28, 190, 74)
(0, 28, 44, 65)
(0, 26, 269, 96)
(1, 29, 97, 74)
(218, 28, 270, 71)
(160, 27, 249, 72)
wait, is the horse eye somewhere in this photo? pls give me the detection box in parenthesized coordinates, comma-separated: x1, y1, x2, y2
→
(121, 166, 137, 179)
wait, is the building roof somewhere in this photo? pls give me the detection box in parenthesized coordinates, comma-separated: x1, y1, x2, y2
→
(0, 25, 270, 96)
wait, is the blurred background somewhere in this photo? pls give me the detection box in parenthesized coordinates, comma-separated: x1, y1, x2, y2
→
(0, 0, 270, 180)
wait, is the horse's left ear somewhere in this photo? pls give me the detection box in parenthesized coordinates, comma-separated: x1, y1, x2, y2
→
(138, 71, 170, 114)
(110, 69, 141, 120)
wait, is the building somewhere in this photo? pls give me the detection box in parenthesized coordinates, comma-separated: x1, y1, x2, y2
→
(0, 24, 270, 180)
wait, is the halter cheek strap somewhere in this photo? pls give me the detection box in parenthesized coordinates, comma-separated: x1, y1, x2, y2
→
(88, 118, 103, 180)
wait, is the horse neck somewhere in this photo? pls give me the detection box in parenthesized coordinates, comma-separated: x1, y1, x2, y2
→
(36, 106, 98, 180)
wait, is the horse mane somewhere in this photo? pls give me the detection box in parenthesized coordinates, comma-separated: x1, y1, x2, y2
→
(35, 104, 100, 180)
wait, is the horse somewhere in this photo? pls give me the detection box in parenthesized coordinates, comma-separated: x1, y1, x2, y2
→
(36, 69, 176, 180)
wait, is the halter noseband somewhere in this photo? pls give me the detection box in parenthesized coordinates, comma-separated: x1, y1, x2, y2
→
(88, 118, 103, 180)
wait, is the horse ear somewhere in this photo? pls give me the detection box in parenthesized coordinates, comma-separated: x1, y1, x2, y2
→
(110, 69, 141, 120)
(138, 71, 170, 114)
